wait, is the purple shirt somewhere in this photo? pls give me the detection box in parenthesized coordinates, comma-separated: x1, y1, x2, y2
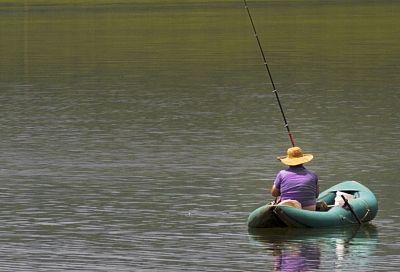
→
(274, 165, 318, 207)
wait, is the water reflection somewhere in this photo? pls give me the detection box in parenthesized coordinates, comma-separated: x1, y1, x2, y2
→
(272, 240, 320, 271)
(249, 225, 378, 271)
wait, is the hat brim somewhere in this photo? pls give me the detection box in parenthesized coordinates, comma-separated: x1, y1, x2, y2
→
(278, 154, 314, 166)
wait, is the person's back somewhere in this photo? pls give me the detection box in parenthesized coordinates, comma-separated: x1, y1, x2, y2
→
(271, 147, 319, 210)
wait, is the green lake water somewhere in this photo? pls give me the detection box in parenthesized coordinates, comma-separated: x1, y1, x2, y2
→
(0, 1, 399, 271)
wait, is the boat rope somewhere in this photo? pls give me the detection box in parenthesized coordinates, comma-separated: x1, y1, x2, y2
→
(341, 199, 371, 224)
(359, 198, 371, 221)
(342, 216, 357, 224)
(361, 209, 370, 221)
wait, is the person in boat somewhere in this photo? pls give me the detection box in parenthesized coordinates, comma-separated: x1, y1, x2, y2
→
(271, 146, 319, 211)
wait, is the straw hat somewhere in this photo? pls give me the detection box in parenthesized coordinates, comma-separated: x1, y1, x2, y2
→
(277, 146, 313, 166)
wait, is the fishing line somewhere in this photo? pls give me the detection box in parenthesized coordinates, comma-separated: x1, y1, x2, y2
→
(243, 0, 296, 147)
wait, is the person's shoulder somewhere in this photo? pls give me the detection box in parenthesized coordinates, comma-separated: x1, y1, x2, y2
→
(306, 168, 318, 178)
(306, 168, 316, 174)
(303, 166, 315, 173)
(277, 169, 290, 177)
(278, 168, 289, 174)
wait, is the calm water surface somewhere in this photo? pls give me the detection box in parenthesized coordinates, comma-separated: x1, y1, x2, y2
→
(0, 1, 399, 271)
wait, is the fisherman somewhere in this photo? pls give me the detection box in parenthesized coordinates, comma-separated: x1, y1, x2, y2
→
(271, 146, 319, 211)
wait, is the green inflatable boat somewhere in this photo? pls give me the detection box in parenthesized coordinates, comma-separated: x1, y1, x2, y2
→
(247, 181, 378, 228)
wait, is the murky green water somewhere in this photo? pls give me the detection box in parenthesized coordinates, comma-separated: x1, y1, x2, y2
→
(0, 1, 399, 271)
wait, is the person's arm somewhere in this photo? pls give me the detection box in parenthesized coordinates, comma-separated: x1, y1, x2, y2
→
(315, 175, 320, 198)
(271, 185, 280, 197)
(272, 171, 281, 198)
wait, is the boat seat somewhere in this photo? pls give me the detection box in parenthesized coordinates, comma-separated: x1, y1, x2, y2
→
(278, 199, 302, 209)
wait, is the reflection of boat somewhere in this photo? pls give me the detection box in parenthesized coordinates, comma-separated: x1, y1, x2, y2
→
(248, 181, 378, 228)
(249, 224, 378, 272)
(248, 224, 378, 243)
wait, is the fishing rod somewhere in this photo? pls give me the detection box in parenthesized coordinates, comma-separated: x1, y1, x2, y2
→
(243, 0, 296, 147)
